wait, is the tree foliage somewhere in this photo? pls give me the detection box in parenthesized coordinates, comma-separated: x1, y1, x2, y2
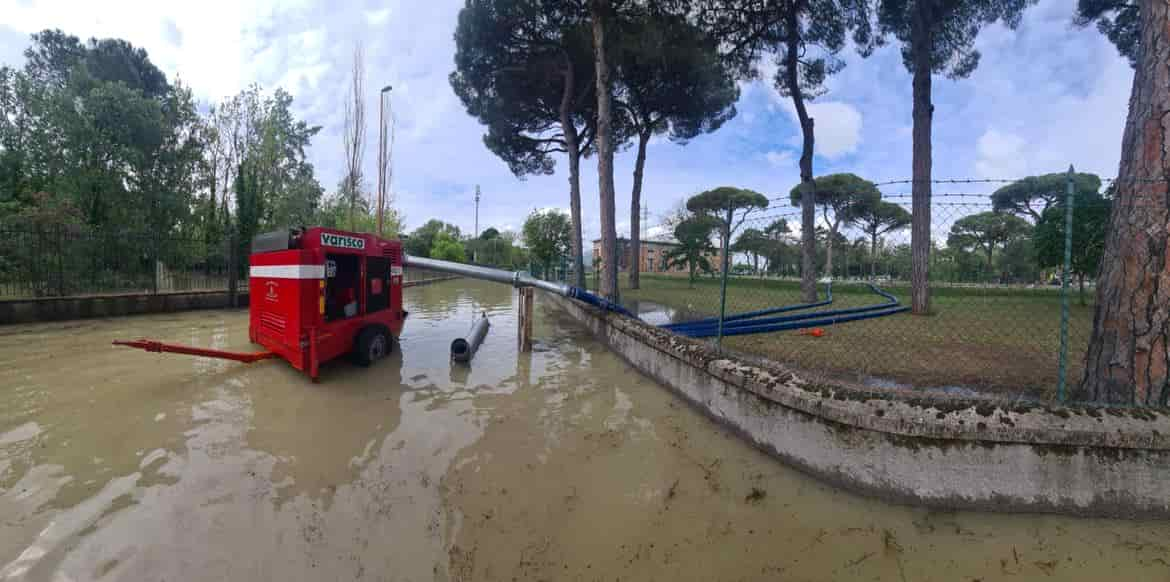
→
(687, 187, 769, 228)
(664, 214, 719, 287)
(990, 172, 1102, 222)
(0, 30, 202, 233)
(946, 211, 1032, 270)
(731, 227, 770, 274)
(1034, 190, 1111, 302)
(0, 29, 328, 252)
(430, 231, 468, 263)
(847, 199, 911, 278)
(693, 0, 873, 302)
(522, 208, 573, 270)
(877, 0, 1033, 79)
(1075, 0, 1139, 66)
(405, 219, 462, 258)
(451, 0, 596, 177)
(788, 173, 879, 277)
(451, 0, 597, 287)
(614, 5, 737, 290)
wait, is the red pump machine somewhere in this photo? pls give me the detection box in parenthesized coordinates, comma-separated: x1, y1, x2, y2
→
(115, 227, 407, 380)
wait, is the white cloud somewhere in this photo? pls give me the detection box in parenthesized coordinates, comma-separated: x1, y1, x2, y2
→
(755, 58, 863, 159)
(365, 8, 391, 26)
(801, 101, 862, 158)
(764, 150, 794, 168)
(0, 0, 313, 101)
(975, 129, 1028, 179)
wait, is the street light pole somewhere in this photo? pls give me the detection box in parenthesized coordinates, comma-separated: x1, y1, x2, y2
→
(377, 84, 392, 236)
(473, 184, 481, 263)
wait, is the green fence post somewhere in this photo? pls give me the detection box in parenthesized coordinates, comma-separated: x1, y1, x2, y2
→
(1057, 165, 1075, 402)
(716, 205, 733, 350)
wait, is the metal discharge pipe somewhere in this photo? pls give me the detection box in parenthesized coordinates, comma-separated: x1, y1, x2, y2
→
(404, 255, 636, 318)
(404, 255, 571, 296)
(451, 313, 490, 363)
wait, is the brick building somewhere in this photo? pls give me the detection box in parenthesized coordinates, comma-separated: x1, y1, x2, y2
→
(591, 238, 721, 275)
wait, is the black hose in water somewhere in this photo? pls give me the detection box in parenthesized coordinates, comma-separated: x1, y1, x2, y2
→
(451, 313, 491, 363)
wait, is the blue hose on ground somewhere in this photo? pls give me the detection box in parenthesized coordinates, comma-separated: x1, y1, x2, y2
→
(683, 305, 910, 338)
(671, 298, 898, 336)
(563, 281, 907, 340)
(567, 287, 639, 319)
(667, 283, 906, 338)
(659, 282, 833, 330)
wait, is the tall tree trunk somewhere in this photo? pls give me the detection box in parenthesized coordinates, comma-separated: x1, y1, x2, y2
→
(591, 0, 619, 301)
(910, 4, 934, 314)
(1078, 0, 1170, 405)
(559, 59, 586, 289)
(784, 10, 817, 302)
(1078, 273, 1086, 306)
(629, 129, 650, 290)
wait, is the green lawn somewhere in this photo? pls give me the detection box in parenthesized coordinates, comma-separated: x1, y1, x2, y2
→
(617, 274, 1094, 400)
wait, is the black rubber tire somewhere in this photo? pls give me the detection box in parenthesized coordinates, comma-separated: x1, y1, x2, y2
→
(355, 327, 390, 366)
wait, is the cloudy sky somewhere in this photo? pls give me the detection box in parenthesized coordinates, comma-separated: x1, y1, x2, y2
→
(0, 0, 1132, 240)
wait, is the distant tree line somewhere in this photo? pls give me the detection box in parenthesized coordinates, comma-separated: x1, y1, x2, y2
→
(0, 30, 403, 256)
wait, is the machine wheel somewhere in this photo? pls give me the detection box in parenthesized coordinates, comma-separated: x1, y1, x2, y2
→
(355, 326, 391, 366)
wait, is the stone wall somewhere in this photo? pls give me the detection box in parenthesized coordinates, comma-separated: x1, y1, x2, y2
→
(544, 291, 1170, 519)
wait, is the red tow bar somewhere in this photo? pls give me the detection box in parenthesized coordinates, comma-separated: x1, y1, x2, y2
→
(113, 339, 276, 364)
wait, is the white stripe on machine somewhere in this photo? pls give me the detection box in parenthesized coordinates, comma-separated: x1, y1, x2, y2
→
(250, 265, 325, 279)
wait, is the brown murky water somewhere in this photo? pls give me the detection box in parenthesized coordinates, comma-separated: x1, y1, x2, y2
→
(1, 278, 1169, 581)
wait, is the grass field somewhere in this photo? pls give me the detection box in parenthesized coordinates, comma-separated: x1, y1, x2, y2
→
(616, 274, 1094, 400)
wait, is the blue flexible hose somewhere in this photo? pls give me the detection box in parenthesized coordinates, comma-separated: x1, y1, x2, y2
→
(668, 283, 906, 338)
(565, 281, 907, 340)
(660, 282, 833, 330)
(681, 305, 910, 338)
(567, 287, 638, 318)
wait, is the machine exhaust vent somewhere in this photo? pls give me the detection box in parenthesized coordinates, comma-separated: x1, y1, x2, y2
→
(260, 312, 286, 334)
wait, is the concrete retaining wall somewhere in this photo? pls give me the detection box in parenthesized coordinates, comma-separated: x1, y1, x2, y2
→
(544, 291, 1170, 518)
(0, 290, 251, 325)
(0, 276, 458, 325)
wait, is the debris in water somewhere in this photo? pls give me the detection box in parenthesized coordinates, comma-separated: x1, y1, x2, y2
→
(1034, 560, 1058, 576)
(745, 487, 766, 504)
(845, 552, 874, 567)
(883, 529, 904, 554)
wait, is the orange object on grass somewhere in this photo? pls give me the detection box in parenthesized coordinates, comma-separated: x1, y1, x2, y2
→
(798, 327, 825, 338)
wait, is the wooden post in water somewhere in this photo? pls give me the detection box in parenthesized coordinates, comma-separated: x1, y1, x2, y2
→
(518, 287, 533, 352)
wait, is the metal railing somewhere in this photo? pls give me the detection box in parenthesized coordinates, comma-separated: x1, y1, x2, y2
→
(0, 226, 238, 299)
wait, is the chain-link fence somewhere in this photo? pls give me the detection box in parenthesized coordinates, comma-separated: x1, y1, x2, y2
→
(604, 172, 1131, 404)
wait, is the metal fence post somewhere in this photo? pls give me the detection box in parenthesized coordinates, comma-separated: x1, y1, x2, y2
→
(227, 227, 239, 308)
(1057, 165, 1075, 402)
(716, 205, 733, 350)
(55, 225, 66, 297)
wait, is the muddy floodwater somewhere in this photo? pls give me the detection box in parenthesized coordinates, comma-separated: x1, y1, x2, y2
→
(2, 278, 1170, 581)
